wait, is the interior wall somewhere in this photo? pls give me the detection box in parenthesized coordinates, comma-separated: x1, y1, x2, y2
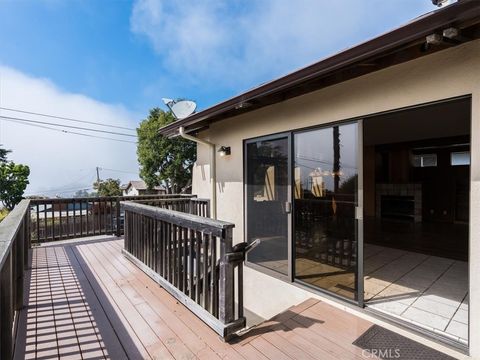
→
(363, 98, 471, 226)
(191, 39, 480, 358)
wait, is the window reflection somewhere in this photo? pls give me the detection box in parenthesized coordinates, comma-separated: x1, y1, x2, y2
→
(294, 124, 358, 300)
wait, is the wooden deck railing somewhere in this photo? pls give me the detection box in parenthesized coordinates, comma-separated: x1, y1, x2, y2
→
(121, 201, 246, 338)
(130, 198, 210, 217)
(0, 199, 30, 359)
(29, 194, 197, 244)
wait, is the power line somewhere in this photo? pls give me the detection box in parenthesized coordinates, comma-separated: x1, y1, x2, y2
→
(99, 167, 138, 175)
(0, 115, 136, 137)
(0, 106, 136, 131)
(2, 118, 137, 144)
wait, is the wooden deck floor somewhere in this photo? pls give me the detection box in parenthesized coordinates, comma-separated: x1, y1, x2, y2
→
(14, 237, 378, 360)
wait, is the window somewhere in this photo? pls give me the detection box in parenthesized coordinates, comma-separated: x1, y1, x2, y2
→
(412, 153, 437, 167)
(451, 151, 470, 166)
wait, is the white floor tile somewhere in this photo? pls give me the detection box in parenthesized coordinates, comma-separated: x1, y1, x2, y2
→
(445, 320, 468, 341)
(402, 307, 450, 330)
(410, 297, 458, 319)
(452, 308, 468, 324)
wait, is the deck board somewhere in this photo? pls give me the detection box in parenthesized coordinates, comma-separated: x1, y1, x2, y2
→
(15, 236, 379, 359)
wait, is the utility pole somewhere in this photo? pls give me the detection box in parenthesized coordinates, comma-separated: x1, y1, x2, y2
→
(96, 167, 101, 182)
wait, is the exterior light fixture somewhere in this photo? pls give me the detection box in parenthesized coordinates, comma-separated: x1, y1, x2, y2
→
(218, 146, 231, 157)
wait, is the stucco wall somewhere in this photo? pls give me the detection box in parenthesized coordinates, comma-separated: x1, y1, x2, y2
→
(192, 39, 480, 358)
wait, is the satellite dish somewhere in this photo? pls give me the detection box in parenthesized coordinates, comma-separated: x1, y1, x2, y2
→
(162, 98, 197, 120)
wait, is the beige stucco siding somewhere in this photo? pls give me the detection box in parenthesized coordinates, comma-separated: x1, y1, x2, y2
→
(192, 39, 480, 358)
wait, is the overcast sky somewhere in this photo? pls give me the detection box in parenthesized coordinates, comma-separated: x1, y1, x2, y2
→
(0, 0, 438, 196)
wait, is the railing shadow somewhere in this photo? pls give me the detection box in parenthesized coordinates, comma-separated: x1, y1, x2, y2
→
(66, 240, 144, 359)
(231, 308, 325, 343)
(14, 238, 144, 359)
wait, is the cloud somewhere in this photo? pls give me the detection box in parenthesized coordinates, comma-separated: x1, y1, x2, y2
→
(130, 0, 434, 91)
(0, 65, 141, 196)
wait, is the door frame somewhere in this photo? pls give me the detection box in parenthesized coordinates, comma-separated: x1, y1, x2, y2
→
(243, 131, 293, 282)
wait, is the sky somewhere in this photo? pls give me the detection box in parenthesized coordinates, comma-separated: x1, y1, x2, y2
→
(0, 0, 438, 196)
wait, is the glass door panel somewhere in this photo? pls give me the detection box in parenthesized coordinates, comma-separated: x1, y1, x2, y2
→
(245, 135, 290, 276)
(294, 123, 359, 300)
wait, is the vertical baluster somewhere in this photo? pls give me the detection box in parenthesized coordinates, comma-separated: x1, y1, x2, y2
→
(182, 227, 188, 294)
(66, 200, 70, 238)
(177, 226, 183, 291)
(210, 235, 217, 316)
(202, 232, 209, 311)
(166, 222, 171, 282)
(141, 214, 144, 262)
(51, 200, 55, 241)
(103, 200, 107, 235)
(93, 200, 97, 236)
(72, 198, 76, 238)
(36, 202, 40, 243)
(172, 225, 178, 287)
(134, 212, 138, 258)
(161, 221, 166, 278)
(169, 224, 177, 285)
(109, 200, 113, 234)
(85, 200, 89, 236)
(43, 201, 47, 242)
(148, 217, 152, 268)
(124, 210, 128, 252)
(115, 198, 121, 237)
(132, 211, 136, 255)
(59, 201, 63, 240)
(80, 201, 84, 237)
(189, 229, 194, 300)
(195, 230, 201, 304)
(154, 219, 158, 273)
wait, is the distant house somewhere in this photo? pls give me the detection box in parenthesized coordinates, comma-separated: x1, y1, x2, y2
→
(122, 180, 166, 196)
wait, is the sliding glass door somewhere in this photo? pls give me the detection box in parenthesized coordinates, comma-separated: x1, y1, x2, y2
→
(293, 122, 361, 301)
(245, 134, 291, 277)
(244, 123, 363, 303)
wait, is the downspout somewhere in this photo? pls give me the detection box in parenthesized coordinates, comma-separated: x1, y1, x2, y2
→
(179, 126, 217, 219)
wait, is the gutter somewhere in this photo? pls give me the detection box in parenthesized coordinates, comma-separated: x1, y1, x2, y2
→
(179, 126, 217, 219)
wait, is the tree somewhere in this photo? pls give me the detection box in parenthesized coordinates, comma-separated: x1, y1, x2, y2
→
(74, 189, 92, 198)
(137, 108, 196, 193)
(0, 162, 30, 210)
(93, 178, 122, 197)
(0, 145, 10, 163)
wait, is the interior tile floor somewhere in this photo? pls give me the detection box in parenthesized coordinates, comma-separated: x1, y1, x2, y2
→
(247, 237, 468, 346)
(364, 244, 468, 345)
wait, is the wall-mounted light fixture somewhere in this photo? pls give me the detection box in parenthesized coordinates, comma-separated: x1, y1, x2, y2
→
(218, 146, 231, 157)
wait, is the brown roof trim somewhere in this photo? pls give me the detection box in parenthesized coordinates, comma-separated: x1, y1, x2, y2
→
(159, 0, 480, 136)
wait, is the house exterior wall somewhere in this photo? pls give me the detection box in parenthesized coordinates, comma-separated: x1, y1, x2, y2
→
(192, 39, 480, 358)
(123, 187, 139, 197)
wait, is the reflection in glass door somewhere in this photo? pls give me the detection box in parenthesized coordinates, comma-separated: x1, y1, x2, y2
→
(245, 135, 291, 276)
(294, 123, 359, 301)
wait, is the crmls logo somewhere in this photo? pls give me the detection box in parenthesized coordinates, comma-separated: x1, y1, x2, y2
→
(362, 348, 401, 358)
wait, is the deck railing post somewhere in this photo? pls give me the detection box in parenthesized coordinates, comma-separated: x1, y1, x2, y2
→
(115, 198, 121, 237)
(0, 252, 13, 359)
(218, 227, 235, 326)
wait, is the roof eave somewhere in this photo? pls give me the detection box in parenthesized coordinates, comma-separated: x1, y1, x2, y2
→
(159, 0, 480, 137)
